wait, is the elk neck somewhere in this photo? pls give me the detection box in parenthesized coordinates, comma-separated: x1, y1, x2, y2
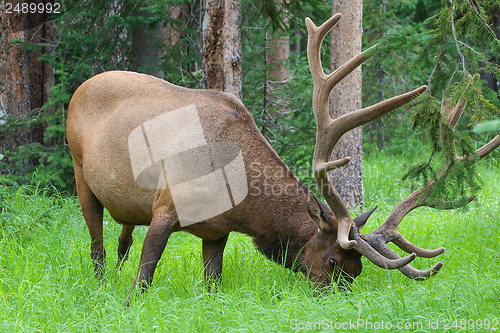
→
(237, 150, 317, 270)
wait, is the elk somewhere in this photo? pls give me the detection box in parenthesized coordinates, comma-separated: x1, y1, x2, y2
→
(66, 14, 499, 295)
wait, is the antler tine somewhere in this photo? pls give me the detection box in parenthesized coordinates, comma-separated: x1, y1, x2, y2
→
(399, 262, 443, 281)
(476, 135, 500, 159)
(392, 233, 445, 258)
(306, 14, 381, 128)
(353, 237, 416, 269)
(327, 86, 428, 153)
(440, 96, 500, 161)
(440, 97, 466, 158)
(368, 240, 443, 280)
(305, 14, 342, 85)
(446, 97, 466, 129)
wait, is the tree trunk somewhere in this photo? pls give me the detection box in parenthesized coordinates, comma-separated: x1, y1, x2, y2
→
(481, 6, 499, 99)
(266, 19, 289, 89)
(166, 5, 184, 48)
(262, 0, 290, 139)
(375, 0, 387, 149)
(202, 0, 242, 100)
(0, 0, 54, 155)
(329, 0, 364, 209)
(131, 1, 167, 79)
(291, 21, 301, 57)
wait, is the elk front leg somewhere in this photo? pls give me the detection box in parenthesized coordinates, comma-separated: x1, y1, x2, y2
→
(130, 206, 177, 293)
(117, 224, 136, 267)
(202, 235, 229, 285)
(74, 163, 105, 278)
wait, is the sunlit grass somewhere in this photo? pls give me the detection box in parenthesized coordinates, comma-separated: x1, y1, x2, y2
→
(0, 154, 499, 332)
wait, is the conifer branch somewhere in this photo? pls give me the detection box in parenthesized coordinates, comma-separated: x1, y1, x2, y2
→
(448, 0, 467, 75)
(428, 36, 446, 92)
(467, 0, 498, 41)
(458, 41, 482, 58)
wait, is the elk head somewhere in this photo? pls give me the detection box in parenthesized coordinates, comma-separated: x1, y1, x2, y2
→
(302, 14, 500, 285)
(299, 192, 377, 289)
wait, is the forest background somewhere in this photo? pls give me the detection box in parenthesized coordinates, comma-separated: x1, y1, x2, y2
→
(0, 0, 498, 197)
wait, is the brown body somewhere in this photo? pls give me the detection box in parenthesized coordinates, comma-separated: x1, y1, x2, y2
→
(67, 70, 361, 290)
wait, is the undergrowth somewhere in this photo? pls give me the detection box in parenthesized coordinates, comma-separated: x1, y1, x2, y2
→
(0, 154, 498, 332)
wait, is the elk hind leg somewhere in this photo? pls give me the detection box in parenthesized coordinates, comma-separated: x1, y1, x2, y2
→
(74, 164, 105, 278)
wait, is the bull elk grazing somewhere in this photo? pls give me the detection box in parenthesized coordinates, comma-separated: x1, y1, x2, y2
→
(67, 14, 499, 296)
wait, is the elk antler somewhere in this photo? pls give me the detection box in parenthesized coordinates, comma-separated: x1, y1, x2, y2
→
(306, 14, 426, 270)
(363, 97, 500, 279)
(306, 14, 498, 277)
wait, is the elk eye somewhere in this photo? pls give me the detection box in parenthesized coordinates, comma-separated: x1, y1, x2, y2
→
(329, 258, 337, 268)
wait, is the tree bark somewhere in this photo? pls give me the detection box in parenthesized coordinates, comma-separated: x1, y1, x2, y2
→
(131, 1, 167, 79)
(0, 0, 54, 155)
(202, 0, 242, 100)
(375, 0, 387, 149)
(329, 0, 364, 209)
(165, 5, 184, 48)
(262, 0, 290, 139)
(481, 6, 499, 98)
(266, 17, 289, 88)
(291, 21, 301, 57)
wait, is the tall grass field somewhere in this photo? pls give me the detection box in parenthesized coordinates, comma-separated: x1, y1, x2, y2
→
(0, 153, 499, 332)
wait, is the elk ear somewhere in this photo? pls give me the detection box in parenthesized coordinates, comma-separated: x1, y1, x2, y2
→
(353, 206, 378, 231)
(307, 192, 329, 231)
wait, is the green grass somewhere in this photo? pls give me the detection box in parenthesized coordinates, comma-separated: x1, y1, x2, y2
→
(1, 154, 499, 332)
